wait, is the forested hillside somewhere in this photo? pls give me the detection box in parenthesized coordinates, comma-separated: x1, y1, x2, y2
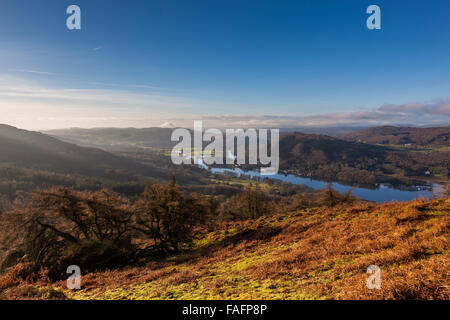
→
(278, 132, 449, 186)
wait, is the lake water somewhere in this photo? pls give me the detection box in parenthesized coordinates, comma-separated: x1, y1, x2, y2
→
(208, 167, 444, 203)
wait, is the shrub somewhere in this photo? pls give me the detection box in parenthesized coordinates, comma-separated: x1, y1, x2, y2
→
(0, 188, 135, 280)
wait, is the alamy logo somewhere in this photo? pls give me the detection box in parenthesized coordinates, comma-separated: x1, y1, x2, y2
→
(366, 265, 381, 289)
(67, 265, 82, 290)
(366, 5, 381, 30)
(171, 121, 279, 175)
(66, 5, 81, 30)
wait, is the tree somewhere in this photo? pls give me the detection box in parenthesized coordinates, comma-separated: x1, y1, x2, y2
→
(0, 187, 135, 279)
(319, 184, 355, 207)
(134, 175, 209, 253)
(219, 184, 274, 220)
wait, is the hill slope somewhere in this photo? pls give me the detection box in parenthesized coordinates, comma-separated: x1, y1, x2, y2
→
(276, 132, 390, 185)
(0, 124, 159, 177)
(10, 197, 445, 300)
(279, 132, 387, 166)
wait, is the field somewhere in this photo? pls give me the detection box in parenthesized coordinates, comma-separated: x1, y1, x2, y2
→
(2, 197, 448, 300)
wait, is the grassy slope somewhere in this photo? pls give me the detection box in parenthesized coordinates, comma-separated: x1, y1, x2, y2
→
(49, 198, 449, 300)
(1, 198, 448, 300)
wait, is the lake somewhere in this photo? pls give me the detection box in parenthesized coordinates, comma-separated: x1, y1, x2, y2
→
(208, 167, 444, 203)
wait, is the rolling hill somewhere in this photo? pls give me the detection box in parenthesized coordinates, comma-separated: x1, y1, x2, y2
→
(276, 132, 390, 185)
(45, 126, 450, 186)
(277, 131, 449, 185)
(47, 127, 389, 164)
(339, 126, 450, 148)
(279, 132, 388, 166)
(45, 127, 177, 151)
(0, 124, 161, 178)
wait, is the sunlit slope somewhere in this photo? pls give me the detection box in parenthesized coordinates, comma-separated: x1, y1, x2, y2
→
(63, 198, 449, 300)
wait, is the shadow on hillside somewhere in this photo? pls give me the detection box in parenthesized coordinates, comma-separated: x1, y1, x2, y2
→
(170, 225, 283, 265)
(219, 226, 283, 246)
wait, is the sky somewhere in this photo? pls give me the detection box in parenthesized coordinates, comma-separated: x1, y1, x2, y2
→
(0, 0, 449, 130)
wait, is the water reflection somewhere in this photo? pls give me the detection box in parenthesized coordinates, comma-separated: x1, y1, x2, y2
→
(208, 167, 442, 203)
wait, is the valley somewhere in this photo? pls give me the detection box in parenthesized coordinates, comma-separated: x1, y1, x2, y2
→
(47, 125, 450, 195)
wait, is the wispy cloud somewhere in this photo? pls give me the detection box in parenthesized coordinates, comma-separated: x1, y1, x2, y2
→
(379, 101, 450, 116)
(93, 46, 103, 51)
(87, 82, 159, 91)
(127, 84, 158, 90)
(18, 69, 56, 76)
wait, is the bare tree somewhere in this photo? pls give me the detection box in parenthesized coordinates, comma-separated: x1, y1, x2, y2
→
(134, 175, 210, 253)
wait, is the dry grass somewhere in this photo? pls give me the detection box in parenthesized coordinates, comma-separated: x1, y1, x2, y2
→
(1, 198, 449, 300)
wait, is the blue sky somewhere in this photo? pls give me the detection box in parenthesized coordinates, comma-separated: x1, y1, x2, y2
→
(0, 0, 449, 129)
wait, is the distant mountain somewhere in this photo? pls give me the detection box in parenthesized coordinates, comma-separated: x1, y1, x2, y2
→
(339, 126, 450, 147)
(0, 124, 160, 177)
(47, 126, 372, 153)
(45, 127, 177, 151)
(279, 126, 369, 136)
(159, 122, 176, 128)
